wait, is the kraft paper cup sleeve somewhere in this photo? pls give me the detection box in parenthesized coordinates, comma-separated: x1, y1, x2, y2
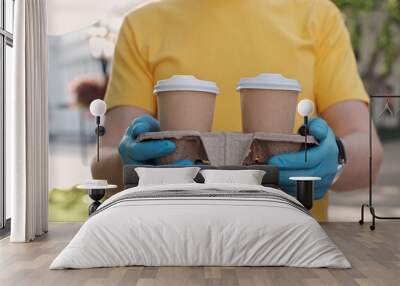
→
(237, 74, 301, 134)
(154, 76, 219, 132)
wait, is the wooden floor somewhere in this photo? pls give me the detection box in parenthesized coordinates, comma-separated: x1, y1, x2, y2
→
(0, 222, 399, 286)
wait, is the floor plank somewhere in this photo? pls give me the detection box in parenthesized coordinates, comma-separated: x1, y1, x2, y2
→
(0, 222, 399, 286)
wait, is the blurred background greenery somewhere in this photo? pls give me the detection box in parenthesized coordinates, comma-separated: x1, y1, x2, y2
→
(333, 0, 400, 95)
(49, 187, 88, 221)
(48, 0, 400, 222)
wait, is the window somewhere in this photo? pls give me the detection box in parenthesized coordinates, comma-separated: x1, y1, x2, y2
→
(0, 0, 14, 235)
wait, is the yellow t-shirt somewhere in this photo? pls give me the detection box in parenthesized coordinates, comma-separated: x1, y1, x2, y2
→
(105, 0, 368, 221)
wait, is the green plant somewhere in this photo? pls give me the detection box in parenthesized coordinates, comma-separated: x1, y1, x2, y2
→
(48, 187, 88, 221)
(333, 0, 400, 94)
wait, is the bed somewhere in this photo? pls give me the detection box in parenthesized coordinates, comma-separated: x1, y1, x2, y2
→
(50, 165, 350, 269)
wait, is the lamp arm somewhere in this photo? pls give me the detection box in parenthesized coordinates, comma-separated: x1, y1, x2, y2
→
(96, 116, 100, 162)
(304, 116, 308, 162)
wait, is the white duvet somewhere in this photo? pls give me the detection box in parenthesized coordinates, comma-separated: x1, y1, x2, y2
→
(50, 183, 350, 269)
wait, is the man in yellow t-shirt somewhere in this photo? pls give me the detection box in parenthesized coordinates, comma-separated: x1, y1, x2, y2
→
(92, 0, 383, 221)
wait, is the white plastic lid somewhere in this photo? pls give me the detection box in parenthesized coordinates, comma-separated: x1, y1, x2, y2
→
(154, 75, 219, 95)
(236, 73, 301, 92)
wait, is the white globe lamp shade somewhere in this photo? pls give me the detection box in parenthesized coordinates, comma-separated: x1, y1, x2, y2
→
(90, 99, 107, 116)
(297, 99, 315, 117)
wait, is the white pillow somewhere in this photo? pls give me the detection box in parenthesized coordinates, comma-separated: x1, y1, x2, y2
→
(135, 167, 201, 186)
(200, 169, 266, 185)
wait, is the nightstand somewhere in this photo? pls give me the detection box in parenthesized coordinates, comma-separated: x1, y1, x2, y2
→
(289, 177, 321, 210)
(77, 182, 117, 215)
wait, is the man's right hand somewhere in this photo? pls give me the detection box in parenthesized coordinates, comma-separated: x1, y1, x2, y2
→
(118, 115, 176, 165)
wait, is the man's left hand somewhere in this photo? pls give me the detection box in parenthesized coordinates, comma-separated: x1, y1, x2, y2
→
(268, 117, 339, 200)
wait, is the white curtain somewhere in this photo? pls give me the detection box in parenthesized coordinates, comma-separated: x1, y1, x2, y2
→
(9, 0, 49, 242)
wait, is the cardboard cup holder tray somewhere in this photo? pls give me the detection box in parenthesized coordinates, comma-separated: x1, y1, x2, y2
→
(138, 131, 317, 166)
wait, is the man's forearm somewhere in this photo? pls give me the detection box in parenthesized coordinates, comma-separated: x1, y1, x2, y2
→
(91, 147, 123, 191)
(332, 131, 383, 191)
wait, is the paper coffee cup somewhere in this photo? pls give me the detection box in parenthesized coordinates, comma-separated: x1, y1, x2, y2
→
(237, 73, 301, 134)
(154, 75, 219, 132)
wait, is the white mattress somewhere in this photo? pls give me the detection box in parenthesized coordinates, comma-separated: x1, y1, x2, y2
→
(50, 183, 350, 269)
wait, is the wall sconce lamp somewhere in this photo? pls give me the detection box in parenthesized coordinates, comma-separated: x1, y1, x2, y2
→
(290, 99, 318, 210)
(89, 99, 107, 162)
(297, 99, 315, 162)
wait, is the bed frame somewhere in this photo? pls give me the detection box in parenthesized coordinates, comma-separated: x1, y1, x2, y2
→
(123, 165, 280, 189)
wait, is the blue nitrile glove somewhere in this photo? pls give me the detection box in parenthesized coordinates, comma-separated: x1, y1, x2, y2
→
(118, 115, 193, 166)
(268, 117, 339, 200)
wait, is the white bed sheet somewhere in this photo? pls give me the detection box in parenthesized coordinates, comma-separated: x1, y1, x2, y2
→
(50, 183, 350, 269)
